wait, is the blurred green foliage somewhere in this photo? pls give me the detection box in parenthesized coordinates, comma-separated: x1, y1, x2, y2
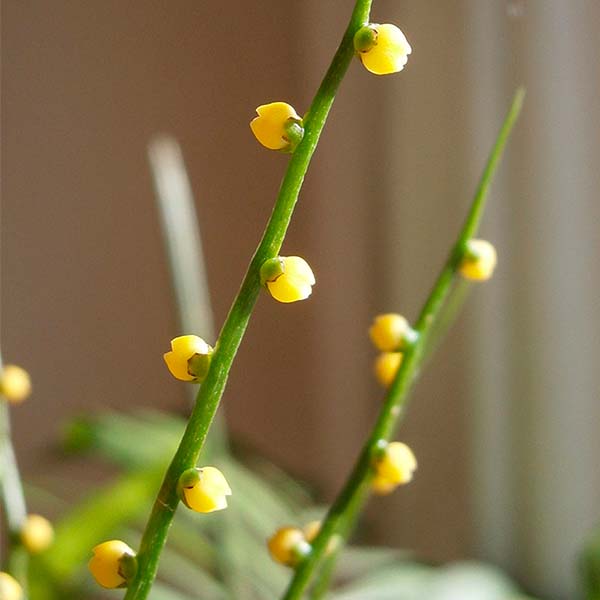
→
(20, 410, 536, 599)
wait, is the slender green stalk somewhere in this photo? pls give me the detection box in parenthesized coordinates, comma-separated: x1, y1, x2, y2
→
(124, 2, 373, 597)
(281, 88, 525, 600)
(0, 354, 29, 596)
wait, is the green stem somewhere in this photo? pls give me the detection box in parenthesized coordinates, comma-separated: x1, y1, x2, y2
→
(281, 88, 525, 600)
(0, 355, 29, 596)
(124, 2, 373, 598)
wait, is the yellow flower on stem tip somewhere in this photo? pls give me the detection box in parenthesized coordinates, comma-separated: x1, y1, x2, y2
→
(0, 365, 31, 404)
(354, 24, 412, 75)
(178, 467, 232, 513)
(88, 540, 137, 589)
(369, 313, 418, 352)
(373, 352, 403, 388)
(250, 102, 304, 151)
(163, 335, 213, 382)
(371, 441, 417, 495)
(20, 514, 54, 554)
(0, 572, 23, 600)
(267, 527, 311, 567)
(459, 239, 497, 281)
(260, 256, 316, 303)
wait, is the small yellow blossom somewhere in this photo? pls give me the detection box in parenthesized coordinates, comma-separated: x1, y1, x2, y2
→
(459, 239, 497, 281)
(163, 335, 213, 382)
(374, 352, 403, 388)
(179, 467, 232, 513)
(89, 540, 137, 589)
(250, 102, 304, 151)
(369, 313, 417, 352)
(0, 572, 23, 600)
(371, 441, 417, 495)
(354, 24, 412, 75)
(0, 365, 31, 404)
(267, 527, 311, 567)
(20, 514, 54, 554)
(260, 256, 316, 303)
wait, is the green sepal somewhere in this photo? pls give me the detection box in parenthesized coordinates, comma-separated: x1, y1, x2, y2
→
(177, 467, 201, 508)
(260, 257, 285, 286)
(353, 25, 378, 53)
(188, 350, 213, 383)
(117, 551, 138, 585)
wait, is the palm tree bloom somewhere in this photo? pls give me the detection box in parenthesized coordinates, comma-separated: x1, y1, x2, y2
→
(163, 335, 213, 383)
(0, 365, 31, 403)
(250, 102, 304, 151)
(369, 313, 418, 352)
(0, 572, 23, 600)
(88, 540, 137, 589)
(374, 352, 403, 388)
(20, 514, 54, 554)
(260, 256, 316, 303)
(353, 24, 412, 75)
(372, 441, 417, 495)
(178, 467, 232, 513)
(459, 239, 498, 281)
(267, 527, 311, 567)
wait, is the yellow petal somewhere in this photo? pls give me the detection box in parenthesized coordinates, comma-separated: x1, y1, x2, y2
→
(250, 102, 300, 150)
(373, 352, 403, 387)
(89, 540, 133, 589)
(183, 466, 231, 513)
(360, 24, 412, 76)
(369, 314, 409, 352)
(376, 442, 417, 484)
(0, 572, 23, 600)
(163, 351, 194, 381)
(0, 365, 32, 403)
(20, 514, 54, 554)
(267, 527, 307, 566)
(459, 239, 497, 281)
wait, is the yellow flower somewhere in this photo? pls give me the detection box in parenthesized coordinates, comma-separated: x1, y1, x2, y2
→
(0, 572, 23, 600)
(260, 256, 316, 303)
(267, 527, 311, 567)
(369, 313, 417, 352)
(0, 365, 31, 404)
(354, 24, 412, 75)
(373, 352, 403, 388)
(20, 514, 54, 554)
(250, 102, 304, 151)
(459, 239, 497, 281)
(88, 540, 137, 589)
(163, 335, 213, 382)
(371, 441, 417, 495)
(179, 467, 232, 513)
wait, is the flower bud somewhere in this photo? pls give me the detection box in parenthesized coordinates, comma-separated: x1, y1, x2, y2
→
(267, 527, 311, 567)
(373, 352, 403, 388)
(459, 239, 497, 281)
(163, 335, 213, 382)
(0, 365, 31, 404)
(260, 256, 315, 303)
(354, 24, 412, 75)
(88, 540, 137, 589)
(0, 572, 23, 600)
(369, 314, 418, 352)
(178, 466, 232, 513)
(20, 514, 54, 554)
(371, 441, 417, 495)
(250, 102, 304, 152)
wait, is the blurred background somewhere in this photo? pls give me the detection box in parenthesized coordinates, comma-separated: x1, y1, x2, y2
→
(2, 1, 600, 599)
